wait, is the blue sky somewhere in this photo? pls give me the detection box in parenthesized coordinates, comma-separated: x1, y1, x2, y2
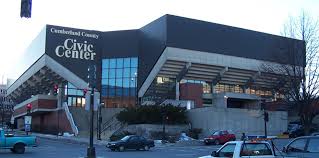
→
(0, 0, 318, 82)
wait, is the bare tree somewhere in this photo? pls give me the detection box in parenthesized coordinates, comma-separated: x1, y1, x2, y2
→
(262, 11, 319, 135)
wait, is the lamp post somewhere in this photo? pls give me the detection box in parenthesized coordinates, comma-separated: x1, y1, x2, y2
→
(131, 72, 137, 106)
(97, 102, 103, 140)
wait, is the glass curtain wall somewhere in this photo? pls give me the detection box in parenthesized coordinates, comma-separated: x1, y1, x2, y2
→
(66, 83, 86, 107)
(101, 57, 138, 108)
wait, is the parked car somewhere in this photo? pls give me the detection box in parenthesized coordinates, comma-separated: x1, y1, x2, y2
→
(106, 135, 155, 152)
(204, 130, 236, 145)
(199, 140, 278, 158)
(282, 136, 319, 158)
(286, 121, 318, 138)
(311, 132, 319, 136)
(0, 128, 38, 154)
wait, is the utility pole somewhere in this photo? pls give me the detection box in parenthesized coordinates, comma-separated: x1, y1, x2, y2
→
(86, 65, 96, 158)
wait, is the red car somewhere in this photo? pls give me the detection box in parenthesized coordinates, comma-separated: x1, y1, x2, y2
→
(204, 130, 236, 145)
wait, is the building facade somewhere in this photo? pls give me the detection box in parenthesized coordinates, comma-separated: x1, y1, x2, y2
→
(6, 15, 305, 134)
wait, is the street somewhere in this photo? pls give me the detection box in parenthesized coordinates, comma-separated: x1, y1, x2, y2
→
(0, 137, 295, 158)
(0, 138, 221, 158)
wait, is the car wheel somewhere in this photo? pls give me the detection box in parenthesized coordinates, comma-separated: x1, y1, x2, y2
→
(10, 148, 16, 153)
(13, 143, 25, 154)
(118, 146, 125, 152)
(204, 142, 210, 145)
(144, 145, 150, 151)
(214, 139, 220, 145)
(111, 149, 115, 151)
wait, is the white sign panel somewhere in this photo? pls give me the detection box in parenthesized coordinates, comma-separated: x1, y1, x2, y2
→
(24, 116, 32, 125)
(85, 91, 91, 111)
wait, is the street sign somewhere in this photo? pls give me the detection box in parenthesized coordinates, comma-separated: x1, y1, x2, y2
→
(85, 90, 100, 111)
(24, 116, 32, 124)
(25, 124, 31, 132)
(94, 91, 100, 111)
(85, 90, 91, 111)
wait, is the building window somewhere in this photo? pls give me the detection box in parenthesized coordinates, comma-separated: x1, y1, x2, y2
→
(66, 82, 85, 107)
(102, 57, 138, 107)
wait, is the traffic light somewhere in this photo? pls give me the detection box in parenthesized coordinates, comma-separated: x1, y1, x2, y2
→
(53, 85, 58, 95)
(87, 65, 97, 88)
(83, 88, 88, 96)
(264, 111, 269, 122)
(26, 103, 32, 114)
(20, 0, 32, 18)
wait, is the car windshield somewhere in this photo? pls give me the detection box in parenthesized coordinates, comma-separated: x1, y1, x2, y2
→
(212, 131, 220, 135)
(121, 136, 131, 141)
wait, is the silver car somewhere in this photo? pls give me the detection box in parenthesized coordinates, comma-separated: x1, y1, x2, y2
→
(282, 136, 319, 158)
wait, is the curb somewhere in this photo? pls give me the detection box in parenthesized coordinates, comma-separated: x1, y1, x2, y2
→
(31, 133, 109, 146)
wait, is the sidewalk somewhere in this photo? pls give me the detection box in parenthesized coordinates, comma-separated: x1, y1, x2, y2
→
(31, 132, 109, 146)
(31, 132, 174, 147)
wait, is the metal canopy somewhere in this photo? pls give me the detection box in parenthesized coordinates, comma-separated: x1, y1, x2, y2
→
(7, 66, 66, 104)
(157, 59, 285, 89)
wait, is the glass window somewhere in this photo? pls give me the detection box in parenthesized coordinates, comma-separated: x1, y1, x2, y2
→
(130, 68, 137, 77)
(102, 79, 108, 85)
(116, 58, 123, 68)
(218, 143, 236, 157)
(102, 69, 108, 78)
(101, 88, 107, 96)
(130, 78, 137, 87)
(116, 69, 123, 78)
(109, 88, 115, 96)
(124, 58, 130, 68)
(240, 143, 272, 156)
(68, 97, 72, 106)
(109, 79, 116, 87)
(123, 88, 129, 96)
(123, 78, 130, 88)
(109, 69, 116, 78)
(123, 68, 130, 77)
(102, 59, 109, 68)
(110, 59, 116, 68)
(116, 79, 123, 87)
(288, 138, 307, 152)
(307, 138, 319, 152)
(72, 97, 76, 106)
(116, 88, 122, 96)
(130, 88, 136, 96)
(68, 88, 77, 95)
(77, 89, 83, 96)
(131, 58, 138, 67)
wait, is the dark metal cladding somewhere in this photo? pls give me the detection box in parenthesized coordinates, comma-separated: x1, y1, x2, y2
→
(45, 25, 102, 89)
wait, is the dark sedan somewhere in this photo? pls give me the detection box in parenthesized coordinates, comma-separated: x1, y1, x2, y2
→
(106, 135, 155, 152)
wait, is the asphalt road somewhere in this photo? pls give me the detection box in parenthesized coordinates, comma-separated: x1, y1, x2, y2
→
(0, 138, 221, 158)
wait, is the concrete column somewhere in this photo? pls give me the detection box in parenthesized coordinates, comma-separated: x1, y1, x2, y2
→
(211, 83, 216, 94)
(242, 86, 247, 94)
(57, 83, 64, 109)
(176, 81, 180, 100)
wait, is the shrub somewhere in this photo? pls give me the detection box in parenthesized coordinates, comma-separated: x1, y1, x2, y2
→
(116, 105, 187, 125)
(187, 128, 202, 139)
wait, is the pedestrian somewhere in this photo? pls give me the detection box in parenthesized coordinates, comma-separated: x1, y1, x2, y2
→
(241, 133, 246, 141)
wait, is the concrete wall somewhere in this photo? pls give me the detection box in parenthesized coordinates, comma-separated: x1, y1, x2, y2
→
(187, 107, 288, 138)
(69, 107, 123, 133)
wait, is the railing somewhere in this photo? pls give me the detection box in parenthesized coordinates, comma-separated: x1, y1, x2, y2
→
(98, 114, 126, 139)
(63, 102, 79, 136)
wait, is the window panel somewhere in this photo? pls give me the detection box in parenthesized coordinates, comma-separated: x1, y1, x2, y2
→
(102, 59, 109, 68)
(116, 88, 123, 96)
(110, 59, 116, 68)
(109, 79, 116, 88)
(109, 88, 115, 96)
(77, 89, 84, 96)
(68, 88, 77, 95)
(124, 58, 130, 68)
(116, 58, 123, 68)
(102, 79, 108, 85)
(102, 69, 108, 78)
(68, 97, 72, 106)
(131, 58, 138, 67)
(123, 68, 130, 77)
(130, 88, 136, 96)
(116, 68, 123, 78)
(130, 78, 137, 87)
(123, 78, 130, 88)
(130, 68, 137, 77)
(116, 78, 123, 87)
(123, 88, 129, 96)
(109, 69, 116, 78)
